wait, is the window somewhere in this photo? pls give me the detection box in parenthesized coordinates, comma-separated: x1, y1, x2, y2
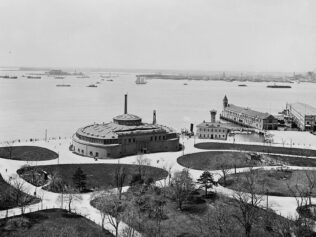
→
(150, 137, 153, 141)
(133, 138, 136, 142)
(95, 152, 99, 157)
(129, 138, 131, 143)
(89, 151, 93, 156)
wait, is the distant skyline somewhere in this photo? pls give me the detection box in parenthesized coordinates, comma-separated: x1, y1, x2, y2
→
(0, 0, 315, 72)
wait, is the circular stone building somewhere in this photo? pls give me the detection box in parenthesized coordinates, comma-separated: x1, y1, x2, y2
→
(72, 95, 179, 158)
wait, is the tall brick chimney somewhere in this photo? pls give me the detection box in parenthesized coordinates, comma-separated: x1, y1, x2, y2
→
(153, 110, 156, 124)
(124, 94, 128, 114)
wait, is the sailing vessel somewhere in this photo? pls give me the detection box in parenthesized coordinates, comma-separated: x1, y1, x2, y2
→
(135, 76, 147, 84)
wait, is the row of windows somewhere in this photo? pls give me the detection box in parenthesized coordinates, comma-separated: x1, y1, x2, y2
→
(73, 146, 100, 157)
(122, 135, 167, 144)
(200, 128, 226, 133)
(76, 133, 118, 145)
(199, 134, 226, 139)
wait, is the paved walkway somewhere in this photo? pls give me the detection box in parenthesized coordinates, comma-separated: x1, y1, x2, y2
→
(1, 136, 316, 235)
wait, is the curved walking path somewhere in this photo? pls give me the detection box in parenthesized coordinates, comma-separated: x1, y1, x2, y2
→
(1, 136, 316, 235)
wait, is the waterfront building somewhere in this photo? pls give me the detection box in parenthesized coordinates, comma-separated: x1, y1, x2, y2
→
(220, 95, 278, 130)
(72, 95, 179, 158)
(286, 102, 316, 131)
(196, 110, 230, 140)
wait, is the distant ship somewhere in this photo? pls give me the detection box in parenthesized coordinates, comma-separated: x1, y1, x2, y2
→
(27, 76, 41, 79)
(238, 84, 247, 87)
(56, 77, 71, 87)
(183, 83, 188, 85)
(107, 79, 113, 82)
(77, 75, 90, 78)
(267, 84, 291, 88)
(87, 84, 97, 88)
(55, 76, 65, 79)
(135, 76, 147, 84)
(1, 75, 18, 79)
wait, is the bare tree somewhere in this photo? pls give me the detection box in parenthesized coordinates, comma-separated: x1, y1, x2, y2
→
(57, 187, 82, 212)
(304, 170, 316, 206)
(216, 161, 231, 186)
(9, 176, 35, 215)
(170, 168, 194, 211)
(232, 169, 263, 237)
(115, 161, 126, 200)
(93, 190, 125, 237)
(135, 153, 151, 178)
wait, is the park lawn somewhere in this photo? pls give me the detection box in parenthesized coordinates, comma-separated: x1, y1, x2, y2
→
(220, 169, 316, 197)
(0, 146, 58, 161)
(0, 174, 40, 210)
(177, 151, 260, 170)
(195, 142, 316, 157)
(0, 208, 113, 237)
(177, 151, 316, 171)
(18, 164, 168, 193)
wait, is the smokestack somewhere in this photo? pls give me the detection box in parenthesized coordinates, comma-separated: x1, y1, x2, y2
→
(124, 94, 128, 114)
(153, 110, 156, 124)
(190, 123, 194, 133)
(210, 110, 217, 123)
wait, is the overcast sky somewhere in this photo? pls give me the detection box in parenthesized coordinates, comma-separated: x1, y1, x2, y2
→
(0, 0, 315, 72)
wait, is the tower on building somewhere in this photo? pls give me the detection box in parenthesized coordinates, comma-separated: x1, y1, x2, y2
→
(210, 110, 217, 123)
(223, 95, 228, 109)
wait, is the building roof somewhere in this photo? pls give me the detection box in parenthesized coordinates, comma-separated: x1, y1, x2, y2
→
(196, 121, 230, 129)
(76, 122, 176, 139)
(113, 114, 141, 121)
(224, 104, 272, 119)
(289, 102, 316, 116)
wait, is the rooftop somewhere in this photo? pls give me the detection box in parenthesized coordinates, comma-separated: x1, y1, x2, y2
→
(113, 114, 141, 121)
(196, 121, 230, 128)
(289, 102, 316, 116)
(76, 122, 176, 139)
(224, 104, 272, 119)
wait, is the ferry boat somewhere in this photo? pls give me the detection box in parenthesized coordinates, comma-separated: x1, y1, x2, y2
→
(267, 84, 291, 88)
(135, 76, 147, 84)
(87, 84, 97, 88)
